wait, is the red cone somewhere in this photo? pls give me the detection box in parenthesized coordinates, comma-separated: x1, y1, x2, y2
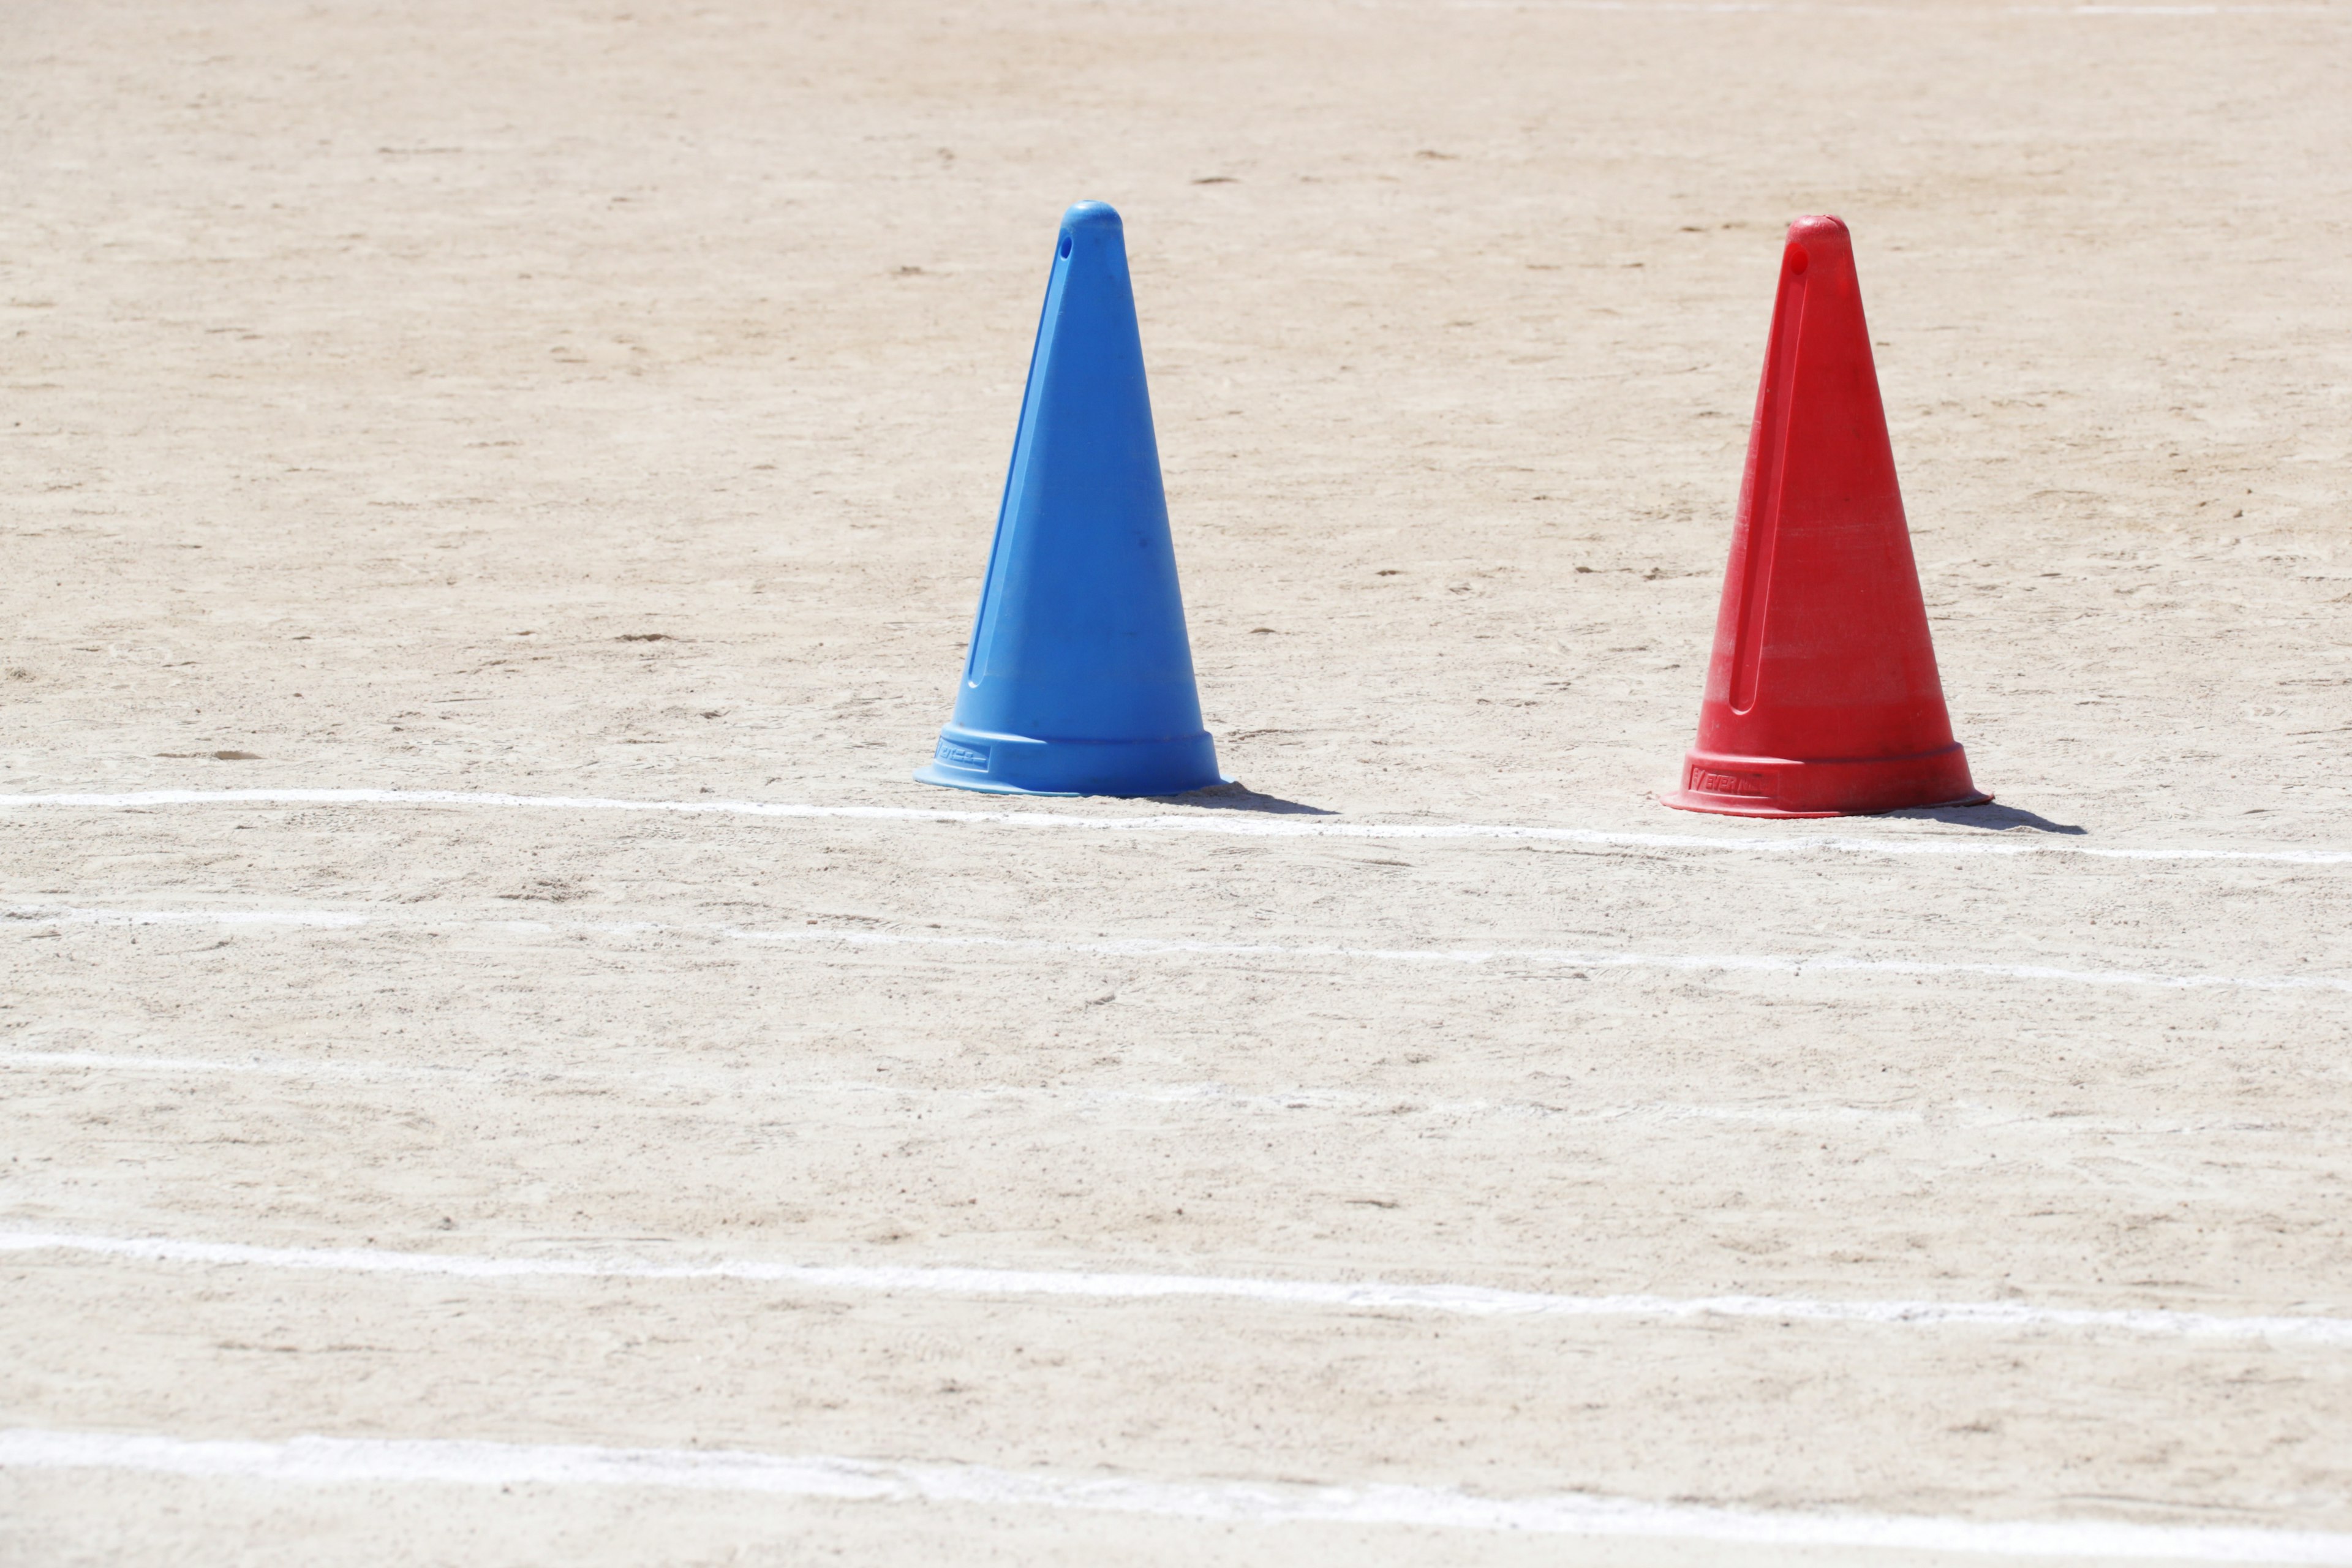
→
(1665, 216, 1988, 819)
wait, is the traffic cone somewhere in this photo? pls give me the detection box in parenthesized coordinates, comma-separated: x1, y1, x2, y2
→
(1665, 216, 1988, 819)
(915, 202, 1223, 798)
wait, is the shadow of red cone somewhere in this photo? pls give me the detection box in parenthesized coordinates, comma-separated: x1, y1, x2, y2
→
(1665, 216, 1989, 820)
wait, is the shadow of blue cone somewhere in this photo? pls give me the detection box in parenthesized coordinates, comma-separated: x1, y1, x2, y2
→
(915, 202, 1224, 798)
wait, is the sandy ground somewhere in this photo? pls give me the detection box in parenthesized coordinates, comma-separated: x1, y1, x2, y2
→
(4, 0, 2352, 1562)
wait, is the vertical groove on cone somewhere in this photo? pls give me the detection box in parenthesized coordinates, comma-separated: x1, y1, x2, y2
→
(1728, 242, 1807, 718)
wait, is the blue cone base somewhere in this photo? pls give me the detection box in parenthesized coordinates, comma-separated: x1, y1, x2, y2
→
(914, 725, 1224, 798)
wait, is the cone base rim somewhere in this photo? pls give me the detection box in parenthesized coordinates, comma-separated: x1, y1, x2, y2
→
(912, 766, 1085, 798)
(1662, 789, 1994, 820)
(913, 765, 1236, 801)
(916, 723, 1223, 799)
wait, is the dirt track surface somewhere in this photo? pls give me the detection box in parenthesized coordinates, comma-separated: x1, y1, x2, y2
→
(4, 1, 2351, 1563)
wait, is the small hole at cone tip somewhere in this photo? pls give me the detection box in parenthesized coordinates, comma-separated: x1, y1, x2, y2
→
(1059, 234, 1072, 258)
(1785, 244, 1809, 274)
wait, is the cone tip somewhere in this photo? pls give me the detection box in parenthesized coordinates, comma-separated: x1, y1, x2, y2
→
(1060, 200, 1124, 232)
(1780, 214, 1852, 277)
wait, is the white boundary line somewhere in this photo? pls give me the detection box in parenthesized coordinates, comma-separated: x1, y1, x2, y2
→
(4, 1428, 2348, 1562)
(6, 1228, 2348, 1346)
(11, 902, 2350, 995)
(0, 1047, 1877, 1124)
(1440, 2, 2334, 15)
(5, 787, 2349, 865)
(1432, 1, 2335, 15)
(0, 1047, 2311, 1140)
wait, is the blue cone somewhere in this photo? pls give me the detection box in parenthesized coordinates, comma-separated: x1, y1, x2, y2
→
(915, 202, 1224, 798)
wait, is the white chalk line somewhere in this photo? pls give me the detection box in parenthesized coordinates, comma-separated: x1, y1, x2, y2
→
(0, 1047, 1845, 1124)
(6, 1430, 2348, 1564)
(1, 1047, 2311, 1142)
(6, 786, 2348, 865)
(11, 901, 2350, 995)
(6, 906, 372, 929)
(1469, 1, 2338, 14)
(1447, 2, 2332, 14)
(6, 1227, 2348, 1348)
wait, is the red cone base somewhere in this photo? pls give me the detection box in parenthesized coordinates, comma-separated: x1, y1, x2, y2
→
(1667, 744, 1985, 820)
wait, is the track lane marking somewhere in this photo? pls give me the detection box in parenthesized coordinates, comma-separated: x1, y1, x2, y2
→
(10, 902, 2350, 995)
(5, 1227, 2348, 1346)
(0, 1047, 2314, 1140)
(4, 787, 2348, 864)
(2, 1428, 2348, 1561)
(1441, 2, 2332, 14)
